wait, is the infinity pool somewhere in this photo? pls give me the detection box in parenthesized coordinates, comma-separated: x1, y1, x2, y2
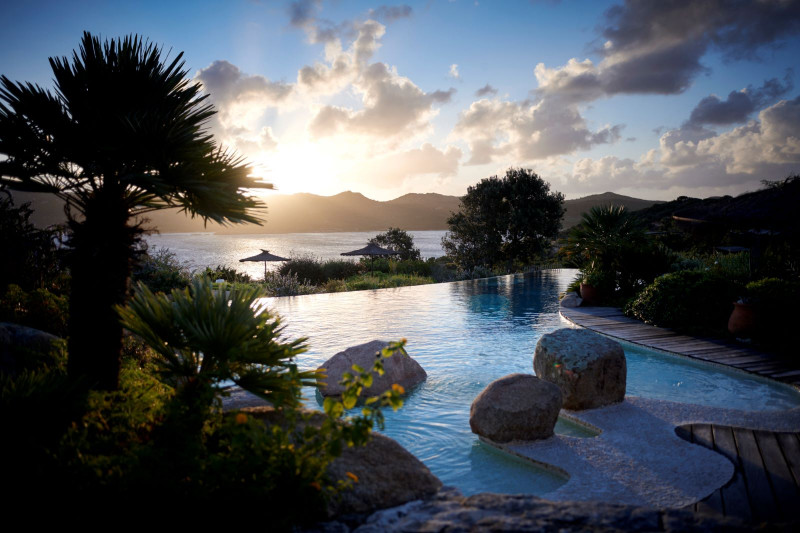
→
(263, 270, 800, 495)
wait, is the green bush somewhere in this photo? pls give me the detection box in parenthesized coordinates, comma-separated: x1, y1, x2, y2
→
(198, 264, 252, 283)
(263, 271, 319, 296)
(279, 256, 327, 285)
(132, 247, 192, 293)
(394, 259, 432, 277)
(0, 284, 69, 337)
(321, 259, 362, 281)
(360, 256, 392, 273)
(624, 270, 741, 333)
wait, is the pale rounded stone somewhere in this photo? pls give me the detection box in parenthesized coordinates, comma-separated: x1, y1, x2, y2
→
(317, 340, 427, 397)
(560, 292, 583, 308)
(534, 328, 626, 410)
(469, 373, 562, 443)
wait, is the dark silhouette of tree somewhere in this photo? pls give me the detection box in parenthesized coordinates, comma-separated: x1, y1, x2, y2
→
(0, 33, 269, 389)
(442, 168, 564, 271)
(370, 227, 421, 261)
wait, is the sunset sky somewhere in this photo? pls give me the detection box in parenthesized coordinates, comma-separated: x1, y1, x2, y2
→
(2, 0, 799, 201)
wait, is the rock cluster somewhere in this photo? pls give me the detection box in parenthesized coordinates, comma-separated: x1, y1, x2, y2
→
(332, 488, 749, 533)
(0, 322, 61, 374)
(317, 340, 427, 397)
(534, 328, 626, 410)
(469, 373, 562, 442)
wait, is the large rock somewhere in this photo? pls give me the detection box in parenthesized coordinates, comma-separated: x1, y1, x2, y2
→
(327, 431, 442, 516)
(0, 322, 61, 374)
(317, 340, 426, 397)
(534, 328, 626, 410)
(469, 373, 562, 443)
(241, 406, 442, 517)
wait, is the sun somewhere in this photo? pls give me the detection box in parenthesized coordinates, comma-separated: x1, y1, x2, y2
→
(250, 139, 350, 197)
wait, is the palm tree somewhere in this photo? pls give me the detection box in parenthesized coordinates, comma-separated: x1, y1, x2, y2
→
(0, 32, 270, 389)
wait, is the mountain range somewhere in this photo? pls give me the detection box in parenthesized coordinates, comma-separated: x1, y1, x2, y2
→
(10, 190, 660, 234)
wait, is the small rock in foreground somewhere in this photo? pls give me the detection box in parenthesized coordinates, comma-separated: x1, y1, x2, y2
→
(469, 373, 562, 443)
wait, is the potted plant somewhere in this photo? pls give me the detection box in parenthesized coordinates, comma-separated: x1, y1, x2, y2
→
(580, 268, 606, 306)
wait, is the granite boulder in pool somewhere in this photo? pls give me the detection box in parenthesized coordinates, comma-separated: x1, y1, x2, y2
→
(534, 328, 626, 410)
(470, 373, 562, 442)
(317, 340, 427, 397)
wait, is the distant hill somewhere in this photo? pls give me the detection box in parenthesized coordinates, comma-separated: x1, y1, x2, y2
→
(562, 192, 662, 229)
(9, 189, 660, 233)
(9, 190, 463, 234)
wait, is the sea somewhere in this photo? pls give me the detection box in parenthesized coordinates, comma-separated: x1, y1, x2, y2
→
(143, 230, 448, 280)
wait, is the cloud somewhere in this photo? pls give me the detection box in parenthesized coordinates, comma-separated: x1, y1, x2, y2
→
(194, 60, 292, 152)
(685, 72, 794, 127)
(534, 0, 800, 103)
(448, 64, 460, 80)
(359, 143, 463, 187)
(564, 96, 800, 193)
(475, 84, 498, 97)
(453, 96, 623, 164)
(368, 5, 413, 22)
(309, 61, 455, 140)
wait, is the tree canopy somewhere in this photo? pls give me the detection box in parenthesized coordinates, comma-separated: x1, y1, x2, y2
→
(442, 168, 565, 271)
(370, 227, 421, 261)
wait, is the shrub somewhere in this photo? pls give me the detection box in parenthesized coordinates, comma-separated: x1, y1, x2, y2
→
(263, 271, 319, 296)
(321, 259, 362, 281)
(394, 259, 432, 277)
(624, 270, 741, 333)
(0, 284, 69, 337)
(278, 256, 327, 285)
(359, 256, 392, 273)
(132, 247, 192, 294)
(198, 264, 252, 283)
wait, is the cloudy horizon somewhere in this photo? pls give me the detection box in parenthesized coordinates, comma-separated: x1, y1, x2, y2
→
(2, 0, 799, 201)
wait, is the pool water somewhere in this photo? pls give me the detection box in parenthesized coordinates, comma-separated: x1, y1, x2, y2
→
(262, 270, 800, 495)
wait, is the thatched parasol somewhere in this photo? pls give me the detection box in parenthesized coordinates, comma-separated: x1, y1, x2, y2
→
(239, 249, 289, 279)
(341, 242, 398, 270)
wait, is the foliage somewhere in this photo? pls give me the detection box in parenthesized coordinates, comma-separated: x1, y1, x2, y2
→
(322, 259, 362, 281)
(370, 227, 422, 261)
(624, 270, 741, 333)
(0, 32, 268, 389)
(131, 246, 192, 294)
(442, 168, 565, 271)
(745, 277, 789, 304)
(263, 271, 320, 297)
(198, 264, 253, 283)
(0, 284, 69, 337)
(341, 272, 435, 291)
(279, 256, 328, 285)
(561, 205, 675, 300)
(0, 190, 66, 293)
(118, 279, 315, 416)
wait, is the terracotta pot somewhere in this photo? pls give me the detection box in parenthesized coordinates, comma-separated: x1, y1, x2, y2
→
(728, 302, 756, 337)
(580, 283, 600, 306)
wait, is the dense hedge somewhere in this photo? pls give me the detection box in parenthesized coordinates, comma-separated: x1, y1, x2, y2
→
(624, 270, 741, 333)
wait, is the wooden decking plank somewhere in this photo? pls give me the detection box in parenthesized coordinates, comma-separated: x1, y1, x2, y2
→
(711, 425, 753, 522)
(692, 426, 725, 518)
(754, 430, 800, 519)
(733, 427, 780, 522)
(560, 307, 797, 385)
(776, 433, 800, 488)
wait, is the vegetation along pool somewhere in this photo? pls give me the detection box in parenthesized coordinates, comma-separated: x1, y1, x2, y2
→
(262, 269, 800, 495)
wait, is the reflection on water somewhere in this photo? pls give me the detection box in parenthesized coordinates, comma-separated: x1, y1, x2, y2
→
(261, 270, 800, 495)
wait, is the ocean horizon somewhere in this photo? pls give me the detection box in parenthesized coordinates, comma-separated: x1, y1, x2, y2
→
(144, 230, 448, 280)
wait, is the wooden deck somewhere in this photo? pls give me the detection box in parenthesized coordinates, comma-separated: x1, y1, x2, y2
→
(676, 423, 800, 524)
(560, 306, 800, 387)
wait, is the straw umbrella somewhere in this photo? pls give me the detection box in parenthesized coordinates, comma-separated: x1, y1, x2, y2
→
(341, 242, 399, 271)
(239, 249, 289, 279)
